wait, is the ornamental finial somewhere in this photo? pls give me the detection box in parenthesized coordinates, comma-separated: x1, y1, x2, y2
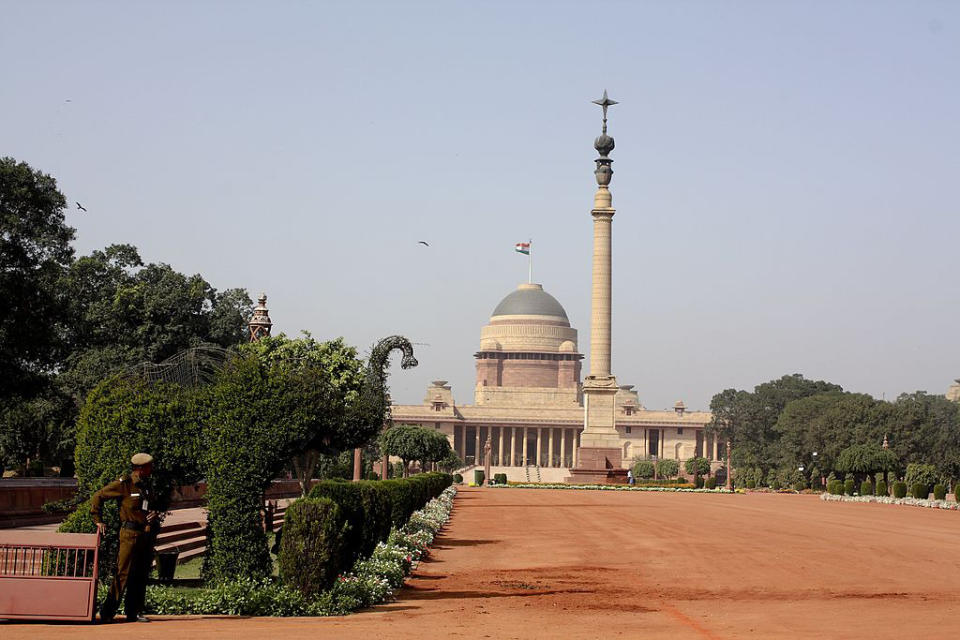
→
(591, 90, 617, 188)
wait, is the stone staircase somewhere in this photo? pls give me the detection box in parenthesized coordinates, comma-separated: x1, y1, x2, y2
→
(154, 504, 287, 565)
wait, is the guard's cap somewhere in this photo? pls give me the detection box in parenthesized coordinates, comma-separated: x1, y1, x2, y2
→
(131, 453, 153, 466)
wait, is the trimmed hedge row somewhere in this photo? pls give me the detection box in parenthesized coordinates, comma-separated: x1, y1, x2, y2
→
(304, 472, 452, 570)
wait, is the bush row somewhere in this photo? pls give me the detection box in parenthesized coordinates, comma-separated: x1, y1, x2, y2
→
(282, 472, 451, 595)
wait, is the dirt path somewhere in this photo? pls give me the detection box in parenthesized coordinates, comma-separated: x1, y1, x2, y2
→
(4, 487, 960, 639)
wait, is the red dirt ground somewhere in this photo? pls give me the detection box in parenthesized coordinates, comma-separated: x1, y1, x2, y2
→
(4, 487, 960, 639)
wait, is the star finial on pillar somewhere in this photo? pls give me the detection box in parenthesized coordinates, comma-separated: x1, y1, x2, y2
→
(592, 90, 618, 134)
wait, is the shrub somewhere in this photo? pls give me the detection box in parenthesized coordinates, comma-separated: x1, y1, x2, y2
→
(892, 481, 907, 499)
(453, 473, 463, 484)
(910, 482, 927, 499)
(827, 480, 843, 495)
(933, 484, 946, 501)
(278, 498, 348, 597)
(793, 481, 807, 492)
(843, 478, 855, 495)
(694, 476, 705, 489)
(956, 483, 960, 503)
(770, 479, 781, 490)
(905, 463, 938, 490)
(494, 473, 507, 485)
(745, 479, 756, 489)
(859, 480, 874, 496)
(655, 459, 679, 479)
(705, 477, 717, 490)
(876, 480, 888, 496)
(632, 460, 655, 479)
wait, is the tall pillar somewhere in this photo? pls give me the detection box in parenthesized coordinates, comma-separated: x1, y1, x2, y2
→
(510, 427, 517, 466)
(497, 427, 504, 467)
(522, 427, 528, 466)
(713, 435, 719, 462)
(569, 91, 625, 483)
(573, 430, 580, 467)
(547, 429, 554, 467)
(475, 427, 481, 466)
(536, 428, 542, 466)
(560, 429, 567, 467)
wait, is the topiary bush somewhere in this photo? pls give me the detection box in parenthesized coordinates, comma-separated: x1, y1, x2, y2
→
(860, 480, 874, 496)
(655, 459, 679, 479)
(632, 460, 655, 479)
(278, 497, 348, 597)
(911, 482, 928, 500)
(955, 483, 960, 503)
(827, 480, 843, 495)
(494, 473, 507, 485)
(705, 476, 717, 490)
(843, 478, 855, 495)
(892, 481, 907, 499)
(933, 484, 946, 501)
(876, 480, 888, 497)
(453, 473, 463, 484)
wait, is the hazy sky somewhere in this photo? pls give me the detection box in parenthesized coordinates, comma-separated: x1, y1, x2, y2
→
(2, 1, 958, 410)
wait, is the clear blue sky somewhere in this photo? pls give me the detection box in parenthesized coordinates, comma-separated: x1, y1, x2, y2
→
(2, 1, 958, 410)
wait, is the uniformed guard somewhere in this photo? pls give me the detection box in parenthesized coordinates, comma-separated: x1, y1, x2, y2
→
(90, 452, 159, 623)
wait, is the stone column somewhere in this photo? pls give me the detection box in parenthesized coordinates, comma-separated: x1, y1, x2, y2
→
(352, 447, 362, 481)
(475, 427, 481, 466)
(522, 427, 528, 466)
(548, 428, 555, 467)
(573, 430, 580, 467)
(589, 197, 613, 378)
(510, 427, 517, 466)
(713, 435, 719, 462)
(497, 427, 504, 467)
(560, 429, 567, 467)
(659, 429, 665, 458)
(536, 428, 542, 466)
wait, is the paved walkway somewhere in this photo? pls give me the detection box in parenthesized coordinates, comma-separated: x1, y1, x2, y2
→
(4, 487, 960, 638)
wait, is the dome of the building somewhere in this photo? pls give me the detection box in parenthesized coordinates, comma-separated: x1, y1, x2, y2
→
(491, 283, 568, 321)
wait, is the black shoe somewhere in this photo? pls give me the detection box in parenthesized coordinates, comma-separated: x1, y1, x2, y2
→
(98, 615, 116, 624)
(126, 615, 150, 623)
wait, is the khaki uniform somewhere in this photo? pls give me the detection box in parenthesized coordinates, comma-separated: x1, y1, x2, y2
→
(90, 471, 154, 622)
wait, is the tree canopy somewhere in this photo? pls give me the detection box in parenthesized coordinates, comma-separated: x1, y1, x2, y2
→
(380, 425, 452, 476)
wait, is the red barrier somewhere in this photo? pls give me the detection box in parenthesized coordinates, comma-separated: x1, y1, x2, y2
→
(0, 530, 100, 621)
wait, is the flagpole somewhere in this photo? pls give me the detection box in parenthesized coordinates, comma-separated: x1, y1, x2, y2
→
(528, 238, 533, 284)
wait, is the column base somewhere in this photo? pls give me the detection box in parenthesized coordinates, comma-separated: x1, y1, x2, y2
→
(565, 446, 627, 485)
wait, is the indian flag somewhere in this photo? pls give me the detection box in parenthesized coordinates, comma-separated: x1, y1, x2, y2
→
(515, 242, 531, 255)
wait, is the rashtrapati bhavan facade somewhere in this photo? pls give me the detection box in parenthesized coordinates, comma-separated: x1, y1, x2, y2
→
(392, 93, 720, 483)
(390, 282, 719, 483)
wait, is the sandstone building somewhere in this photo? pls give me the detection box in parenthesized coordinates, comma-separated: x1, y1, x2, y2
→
(390, 282, 716, 483)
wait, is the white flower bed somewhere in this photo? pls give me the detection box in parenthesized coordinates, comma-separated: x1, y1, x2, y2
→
(329, 485, 457, 610)
(490, 482, 731, 493)
(820, 493, 960, 510)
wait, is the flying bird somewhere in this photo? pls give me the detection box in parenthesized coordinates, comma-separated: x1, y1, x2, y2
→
(418, 241, 430, 247)
(75, 202, 87, 212)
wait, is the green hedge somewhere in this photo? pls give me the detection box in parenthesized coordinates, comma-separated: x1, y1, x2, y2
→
(859, 480, 874, 496)
(843, 478, 855, 495)
(892, 481, 907, 499)
(308, 472, 451, 567)
(933, 484, 946, 501)
(278, 498, 348, 596)
(956, 484, 960, 503)
(705, 477, 717, 490)
(911, 482, 928, 499)
(876, 480, 888, 496)
(827, 479, 843, 495)
(453, 473, 463, 484)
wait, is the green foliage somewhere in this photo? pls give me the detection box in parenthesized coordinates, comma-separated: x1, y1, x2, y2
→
(876, 480, 888, 496)
(655, 458, 679, 478)
(892, 481, 907, 499)
(684, 456, 710, 478)
(843, 478, 855, 495)
(911, 482, 928, 499)
(0, 157, 74, 405)
(793, 480, 807, 492)
(278, 498, 348, 597)
(904, 463, 938, 490)
(955, 484, 960, 503)
(705, 476, 717, 490)
(493, 473, 507, 485)
(202, 356, 322, 583)
(859, 480, 874, 496)
(933, 484, 946, 501)
(306, 473, 451, 580)
(736, 467, 764, 489)
(632, 460, 655, 479)
(380, 425, 452, 476)
(453, 473, 463, 484)
(827, 480, 843, 495)
(836, 444, 899, 478)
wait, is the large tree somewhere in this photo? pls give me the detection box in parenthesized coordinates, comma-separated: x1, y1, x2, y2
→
(380, 425, 452, 477)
